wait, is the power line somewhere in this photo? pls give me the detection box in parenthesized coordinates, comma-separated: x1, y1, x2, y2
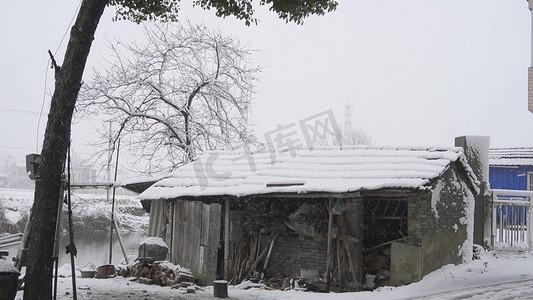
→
(0, 107, 44, 116)
(0, 106, 105, 122)
(0, 145, 34, 151)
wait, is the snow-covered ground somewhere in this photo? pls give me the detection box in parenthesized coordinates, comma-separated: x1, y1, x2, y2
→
(4, 188, 533, 299)
(12, 249, 533, 300)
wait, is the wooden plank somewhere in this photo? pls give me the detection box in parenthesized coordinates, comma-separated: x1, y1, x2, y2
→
(199, 245, 205, 279)
(224, 199, 230, 279)
(203, 203, 221, 284)
(201, 204, 210, 246)
(171, 201, 182, 264)
(336, 238, 343, 290)
(200, 204, 210, 280)
(184, 200, 191, 263)
(208, 204, 221, 279)
(176, 201, 186, 264)
(189, 201, 203, 277)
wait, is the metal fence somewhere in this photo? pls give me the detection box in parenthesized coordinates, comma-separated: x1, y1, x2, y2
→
(491, 189, 533, 251)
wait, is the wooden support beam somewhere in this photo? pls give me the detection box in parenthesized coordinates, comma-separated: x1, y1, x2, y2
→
(251, 191, 361, 199)
(224, 198, 230, 280)
(336, 238, 344, 290)
(338, 213, 358, 283)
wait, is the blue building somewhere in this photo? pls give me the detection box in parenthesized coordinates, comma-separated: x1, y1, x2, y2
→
(489, 148, 533, 190)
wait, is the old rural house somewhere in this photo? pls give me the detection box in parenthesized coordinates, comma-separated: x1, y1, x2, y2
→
(137, 146, 479, 289)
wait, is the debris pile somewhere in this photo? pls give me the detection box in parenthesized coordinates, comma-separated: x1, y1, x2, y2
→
(119, 260, 194, 287)
(362, 252, 391, 289)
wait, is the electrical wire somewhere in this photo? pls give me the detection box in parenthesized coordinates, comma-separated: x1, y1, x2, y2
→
(0, 107, 43, 116)
(36, 0, 83, 153)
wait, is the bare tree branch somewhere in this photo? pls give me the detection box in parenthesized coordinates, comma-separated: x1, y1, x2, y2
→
(78, 21, 260, 174)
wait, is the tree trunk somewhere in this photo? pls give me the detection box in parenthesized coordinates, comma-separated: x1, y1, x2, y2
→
(23, 1, 107, 299)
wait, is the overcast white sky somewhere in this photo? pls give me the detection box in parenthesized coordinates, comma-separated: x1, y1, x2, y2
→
(1, 0, 532, 164)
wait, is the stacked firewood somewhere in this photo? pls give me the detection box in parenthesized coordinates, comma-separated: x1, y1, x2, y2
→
(120, 261, 194, 287)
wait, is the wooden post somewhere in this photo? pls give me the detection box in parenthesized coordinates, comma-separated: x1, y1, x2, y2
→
(213, 280, 228, 298)
(113, 219, 128, 264)
(53, 183, 64, 300)
(224, 198, 230, 280)
(338, 213, 358, 283)
(108, 139, 121, 265)
(169, 203, 174, 262)
(336, 238, 344, 291)
(66, 147, 77, 300)
(326, 198, 334, 292)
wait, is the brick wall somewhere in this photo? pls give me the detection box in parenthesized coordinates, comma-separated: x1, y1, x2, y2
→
(393, 163, 473, 284)
(264, 235, 328, 278)
(408, 163, 472, 276)
(407, 165, 470, 244)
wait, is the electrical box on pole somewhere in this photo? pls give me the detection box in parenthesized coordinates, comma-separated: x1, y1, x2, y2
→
(26, 153, 41, 180)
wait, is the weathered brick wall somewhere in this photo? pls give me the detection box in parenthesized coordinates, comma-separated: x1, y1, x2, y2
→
(264, 235, 328, 278)
(407, 193, 428, 247)
(394, 163, 473, 285)
(408, 165, 470, 242)
(409, 163, 473, 276)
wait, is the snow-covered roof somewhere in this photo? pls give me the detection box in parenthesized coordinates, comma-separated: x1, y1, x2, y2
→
(138, 146, 477, 200)
(489, 147, 533, 166)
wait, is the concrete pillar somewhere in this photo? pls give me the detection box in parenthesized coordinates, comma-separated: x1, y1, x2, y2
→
(455, 136, 491, 249)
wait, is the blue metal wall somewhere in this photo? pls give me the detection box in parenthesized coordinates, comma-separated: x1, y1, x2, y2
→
(489, 166, 533, 190)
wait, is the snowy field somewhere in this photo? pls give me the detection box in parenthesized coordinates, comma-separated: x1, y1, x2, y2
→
(0, 188, 149, 233)
(13, 250, 533, 300)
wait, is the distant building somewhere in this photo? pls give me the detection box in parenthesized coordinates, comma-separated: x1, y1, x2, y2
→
(5, 161, 97, 190)
(7, 162, 33, 189)
(70, 166, 97, 184)
(489, 148, 533, 190)
(0, 172, 7, 188)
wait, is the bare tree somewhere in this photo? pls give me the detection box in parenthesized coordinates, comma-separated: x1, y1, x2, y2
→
(316, 126, 373, 147)
(335, 120, 373, 146)
(78, 22, 260, 174)
(316, 106, 373, 147)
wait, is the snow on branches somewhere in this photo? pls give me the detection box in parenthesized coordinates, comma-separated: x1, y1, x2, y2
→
(78, 21, 260, 175)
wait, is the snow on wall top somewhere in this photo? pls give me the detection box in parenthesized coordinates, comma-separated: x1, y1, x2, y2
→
(138, 146, 476, 200)
(490, 147, 533, 166)
(139, 237, 169, 249)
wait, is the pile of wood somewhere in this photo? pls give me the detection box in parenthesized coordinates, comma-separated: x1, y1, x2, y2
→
(119, 261, 194, 287)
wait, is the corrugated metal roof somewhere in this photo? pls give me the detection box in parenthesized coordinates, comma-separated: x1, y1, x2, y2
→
(138, 146, 478, 200)
(490, 148, 533, 166)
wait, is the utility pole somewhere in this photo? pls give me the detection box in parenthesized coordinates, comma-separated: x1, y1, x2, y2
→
(106, 120, 113, 264)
